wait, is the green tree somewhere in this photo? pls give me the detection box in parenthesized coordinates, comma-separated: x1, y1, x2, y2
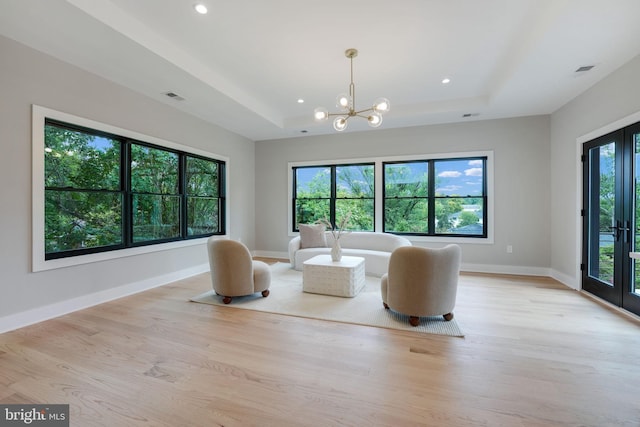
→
(384, 163, 428, 232)
(44, 124, 122, 253)
(295, 165, 374, 230)
(458, 211, 479, 227)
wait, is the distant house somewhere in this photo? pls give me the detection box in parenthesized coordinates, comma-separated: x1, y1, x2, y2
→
(448, 205, 483, 228)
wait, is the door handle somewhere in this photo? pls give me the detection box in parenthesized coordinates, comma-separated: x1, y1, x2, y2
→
(610, 220, 631, 242)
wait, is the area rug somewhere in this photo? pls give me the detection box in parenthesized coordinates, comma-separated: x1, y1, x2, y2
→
(190, 263, 464, 337)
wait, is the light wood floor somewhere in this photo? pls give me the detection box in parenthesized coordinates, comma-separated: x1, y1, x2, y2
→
(2, 260, 640, 426)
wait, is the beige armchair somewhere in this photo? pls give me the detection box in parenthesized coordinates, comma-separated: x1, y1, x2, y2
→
(207, 238, 271, 304)
(381, 244, 461, 326)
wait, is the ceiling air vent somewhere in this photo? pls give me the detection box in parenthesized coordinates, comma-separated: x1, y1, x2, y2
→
(164, 91, 185, 101)
(575, 65, 594, 73)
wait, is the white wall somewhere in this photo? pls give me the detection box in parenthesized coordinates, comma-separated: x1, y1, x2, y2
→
(550, 54, 640, 289)
(0, 36, 256, 331)
(255, 115, 551, 275)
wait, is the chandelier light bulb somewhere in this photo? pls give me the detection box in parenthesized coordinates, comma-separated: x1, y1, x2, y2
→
(336, 93, 351, 111)
(373, 97, 390, 114)
(314, 107, 329, 121)
(194, 4, 208, 14)
(368, 113, 383, 127)
(333, 117, 348, 131)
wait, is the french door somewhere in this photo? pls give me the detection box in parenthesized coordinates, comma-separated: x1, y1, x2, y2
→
(582, 122, 640, 316)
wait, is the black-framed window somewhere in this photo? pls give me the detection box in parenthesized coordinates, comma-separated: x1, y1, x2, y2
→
(383, 157, 487, 237)
(44, 119, 225, 260)
(292, 163, 374, 231)
(185, 154, 224, 236)
(130, 143, 180, 243)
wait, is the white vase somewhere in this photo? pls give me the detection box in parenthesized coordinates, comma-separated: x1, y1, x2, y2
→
(331, 240, 342, 262)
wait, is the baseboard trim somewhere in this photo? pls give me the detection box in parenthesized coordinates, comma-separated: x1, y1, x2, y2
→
(253, 250, 289, 259)
(0, 263, 209, 334)
(254, 251, 555, 278)
(460, 263, 551, 277)
(550, 269, 579, 290)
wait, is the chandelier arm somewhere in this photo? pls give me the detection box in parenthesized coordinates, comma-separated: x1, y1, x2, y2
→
(353, 107, 374, 115)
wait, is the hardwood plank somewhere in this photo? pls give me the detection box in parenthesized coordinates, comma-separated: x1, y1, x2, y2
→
(1, 261, 639, 426)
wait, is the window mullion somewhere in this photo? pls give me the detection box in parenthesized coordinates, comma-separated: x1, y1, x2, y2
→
(428, 160, 436, 235)
(181, 154, 188, 238)
(123, 140, 132, 246)
(330, 166, 337, 227)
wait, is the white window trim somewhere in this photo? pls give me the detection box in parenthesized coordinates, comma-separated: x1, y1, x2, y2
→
(288, 150, 494, 244)
(32, 104, 229, 272)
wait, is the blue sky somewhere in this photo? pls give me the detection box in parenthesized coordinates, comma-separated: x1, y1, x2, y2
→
(296, 159, 484, 196)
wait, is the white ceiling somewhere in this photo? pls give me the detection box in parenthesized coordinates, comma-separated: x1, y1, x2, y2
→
(3, 0, 640, 141)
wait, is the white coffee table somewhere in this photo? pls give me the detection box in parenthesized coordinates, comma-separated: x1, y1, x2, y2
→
(302, 255, 366, 297)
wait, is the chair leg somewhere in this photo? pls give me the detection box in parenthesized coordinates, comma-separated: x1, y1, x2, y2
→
(443, 312, 454, 321)
(222, 296, 232, 304)
(262, 289, 270, 297)
(409, 316, 420, 327)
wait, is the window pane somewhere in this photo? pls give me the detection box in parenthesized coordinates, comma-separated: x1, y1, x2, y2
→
(336, 164, 374, 197)
(435, 159, 484, 196)
(296, 167, 330, 198)
(131, 145, 179, 194)
(132, 195, 180, 242)
(436, 198, 484, 235)
(385, 162, 428, 197)
(186, 156, 219, 197)
(45, 190, 122, 253)
(295, 199, 330, 227)
(45, 124, 120, 190)
(385, 199, 428, 233)
(187, 197, 220, 235)
(336, 199, 374, 231)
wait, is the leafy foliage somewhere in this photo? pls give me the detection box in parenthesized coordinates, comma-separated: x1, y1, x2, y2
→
(294, 165, 374, 231)
(294, 159, 485, 236)
(44, 123, 223, 256)
(44, 125, 122, 253)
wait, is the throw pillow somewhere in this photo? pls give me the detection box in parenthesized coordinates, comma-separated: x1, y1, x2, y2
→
(299, 223, 327, 248)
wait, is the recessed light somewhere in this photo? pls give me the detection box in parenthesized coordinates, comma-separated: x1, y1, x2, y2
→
(442, 78, 451, 84)
(297, 99, 304, 104)
(194, 4, 208, 14)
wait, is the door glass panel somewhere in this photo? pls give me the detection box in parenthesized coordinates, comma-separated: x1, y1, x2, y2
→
(634, 134, 640, 295)
(589, 143, 615, 285)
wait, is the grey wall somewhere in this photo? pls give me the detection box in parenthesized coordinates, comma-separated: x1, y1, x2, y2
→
(550, 54, 640, 288)
(0, 36, 256, 325)
(255, 116, 551, 275)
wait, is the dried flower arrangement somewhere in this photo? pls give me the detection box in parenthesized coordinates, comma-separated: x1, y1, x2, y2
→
(316, 211, 352, 241)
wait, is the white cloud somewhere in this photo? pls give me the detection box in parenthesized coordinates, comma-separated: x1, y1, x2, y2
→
(439, 170, 461, 178)
(468, 159, 483, 166)
(465, 167, 483, 177)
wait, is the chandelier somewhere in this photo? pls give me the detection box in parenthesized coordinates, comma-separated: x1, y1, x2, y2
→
(314, 48, 390, 132)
